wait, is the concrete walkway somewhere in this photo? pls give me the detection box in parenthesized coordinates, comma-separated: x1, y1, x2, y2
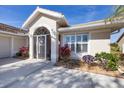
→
(0, 58, 124, 88)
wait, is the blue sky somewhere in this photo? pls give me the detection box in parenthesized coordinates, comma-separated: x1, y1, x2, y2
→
(0, 5, 123, 43)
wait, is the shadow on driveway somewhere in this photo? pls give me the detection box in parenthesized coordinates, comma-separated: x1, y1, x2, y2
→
(8, 64, 124, 88)
(0, 58, 50, 88)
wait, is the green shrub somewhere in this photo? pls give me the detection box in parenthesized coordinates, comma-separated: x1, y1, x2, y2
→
(95, 52, 119, 71)
(110, 43, 120, 52)
(106, 60, 118, 71)
(110, 43, 121, 59)
(16, 52, 22, 57)
(95, 52, 119, 62)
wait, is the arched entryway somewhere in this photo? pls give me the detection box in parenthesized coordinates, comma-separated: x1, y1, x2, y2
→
(33, 27, 51, 60)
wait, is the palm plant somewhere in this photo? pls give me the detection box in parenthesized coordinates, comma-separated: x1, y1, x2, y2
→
(114, 6, 124, 17)
(105, 5, 124, 23)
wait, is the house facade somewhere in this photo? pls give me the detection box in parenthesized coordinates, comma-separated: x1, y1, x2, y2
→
(117, 30, 124, 53)
(0, 23, 28, 58)
(0, 7, 124, 63)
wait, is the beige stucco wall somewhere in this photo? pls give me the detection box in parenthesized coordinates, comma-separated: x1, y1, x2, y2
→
(29, 16, 57, 35)
(60, 29, 111, 58)
(118, 36, 124, 51)
(89, 31, 111, 56)
(13, 36, 28, 56)
(0, 34, 11, 58)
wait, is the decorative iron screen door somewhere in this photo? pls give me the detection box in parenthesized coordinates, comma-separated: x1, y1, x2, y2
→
(36, 35, 46, 59)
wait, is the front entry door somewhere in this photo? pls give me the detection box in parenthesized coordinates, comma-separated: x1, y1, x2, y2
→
(36, 35, 46, 59)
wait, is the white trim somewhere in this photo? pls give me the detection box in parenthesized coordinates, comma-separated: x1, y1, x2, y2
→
(29, 35, 34, 59)
(30, 24, 52, 36)
(36, 36, 38, 59)
(22, 7, 68, 29)
(45, 35, 47, 60)
(0, 30, 27, 36)
(34, 34, 49, 36)
(122, 44, 124, 53)
(88, 32, 91, 54)
(11, 36, 14, 57)
(58, 20, 124, 32)
(75, 32, 77, 53)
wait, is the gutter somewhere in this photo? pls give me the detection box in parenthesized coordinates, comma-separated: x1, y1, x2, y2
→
(0, 30, 28, 36)
(58, 21, 124, 32)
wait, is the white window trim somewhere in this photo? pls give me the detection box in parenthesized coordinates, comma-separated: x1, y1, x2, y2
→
(63, 33, 89, 54)
(76, 34, 89, 53)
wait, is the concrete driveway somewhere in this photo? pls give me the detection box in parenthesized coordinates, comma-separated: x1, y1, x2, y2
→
(0, 58, 22, 66)
(0, 58, 124, 88)
(0, 58, 50, 88)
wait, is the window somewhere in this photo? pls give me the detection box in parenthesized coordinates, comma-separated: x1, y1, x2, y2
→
(82, 35, 88, 42)
(64, 35, 75, 51)
(64, 36, 71, 48)
(64, 34, 88, 53)
(82, 44, 88, 52)
(77, 35, 81, 42)
(65, 36, 70, 43)
(71, 36, 75, 51)
(76, 34, 88, 53)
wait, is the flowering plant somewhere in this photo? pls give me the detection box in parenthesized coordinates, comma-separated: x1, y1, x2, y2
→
(59, 44, 71, 59)
(82, 55, 95, 64)
(19, 46, 29, 57)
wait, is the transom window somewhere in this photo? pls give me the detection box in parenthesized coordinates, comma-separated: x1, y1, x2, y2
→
(63, 34, 88, 53)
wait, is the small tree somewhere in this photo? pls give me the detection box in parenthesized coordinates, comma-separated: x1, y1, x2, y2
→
(110, 43, 121, 57)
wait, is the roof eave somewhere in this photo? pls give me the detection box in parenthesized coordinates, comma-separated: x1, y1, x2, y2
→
(22, 7, 39, 29)
(58, 21, 124, 32)
(22, 7, 68, 29)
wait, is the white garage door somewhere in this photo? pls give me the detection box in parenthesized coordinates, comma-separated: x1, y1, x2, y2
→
(0, 36, 11, 58)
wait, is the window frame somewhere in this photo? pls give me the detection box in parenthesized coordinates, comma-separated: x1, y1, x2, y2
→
(63, 35, 76, 52)
(63, 33, 89, 53)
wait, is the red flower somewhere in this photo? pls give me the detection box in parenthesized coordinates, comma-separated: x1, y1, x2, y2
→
(19, 47, 29, 54)
(59, 44, 71, 58)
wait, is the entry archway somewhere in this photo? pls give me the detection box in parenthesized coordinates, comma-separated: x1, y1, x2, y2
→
(33, 27, 51, 60)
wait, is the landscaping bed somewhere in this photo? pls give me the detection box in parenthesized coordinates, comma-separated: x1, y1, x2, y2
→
(57, 43, 124, 79)
(55, 59, 124, 79)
